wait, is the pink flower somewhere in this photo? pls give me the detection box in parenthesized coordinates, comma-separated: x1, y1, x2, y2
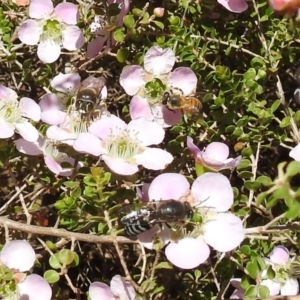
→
(136, 172, 245, 269)
(0, 84, 41, 142)
(73, 114, 173, 175)
(187, 137, 242, 171)
(289, 144, 300, 161)
(18, 0, 85, 63)
(120, 46, 197, 127)
(0, 240, 52, 300)
(230, 246, 299, 298)
(217, 0, 248, 12)
(87, 0, 130, 58)
(89, 275, 137, 300)
(40, 73, 107, 146)
(15, 136, 82, 176)
(268, 0, 300, 14)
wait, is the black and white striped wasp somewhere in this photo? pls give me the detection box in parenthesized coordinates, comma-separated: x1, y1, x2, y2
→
(119, 199, 194, 237)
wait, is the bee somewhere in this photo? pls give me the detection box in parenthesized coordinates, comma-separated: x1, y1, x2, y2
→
(162, 91, 202, 114)
(120, 200, 194, 237)
(75, 76, 107, 114)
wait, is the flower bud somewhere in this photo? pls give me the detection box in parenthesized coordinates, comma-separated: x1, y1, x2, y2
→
(153, 7, 165, 18)
(269, 0, 300, 15)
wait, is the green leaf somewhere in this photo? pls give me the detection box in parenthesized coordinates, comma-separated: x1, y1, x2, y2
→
(63, 181, 79, 188)
(245, 285, 257, 298)
(240, 245, 251, 255)
(286, 161, 300, 177)
(113, 29, 125, 42)
(153, 20, 164, 30)
(123, 15, 135, 28)
(117, 48, 129, 63)
(280, 116, 291, 128)
(49, 254, 62, 269)
(156, 261, 173, 269)
(58, 249, 75, 265)
(246, 261, 259, 279)
(258, 285, 270, 299)
(256, 176, 272, 186)
(266, 265, 276, 279)
(44, 270, 60, 284)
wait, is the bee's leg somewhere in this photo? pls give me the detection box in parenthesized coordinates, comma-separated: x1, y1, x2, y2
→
(171, 86, 184, 95)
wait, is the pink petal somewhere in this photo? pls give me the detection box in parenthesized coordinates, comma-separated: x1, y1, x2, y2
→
(169, 67, 197, 95)
(0, 240, 35, 272)
(165, 238, 210, 269)
(15, 137, 43, 155)
(161, 105, 183, 127)
(260, 279, 281, 296)
(102, 155, 139, 175)
(289, 144, 300, 161)
(41, 110, 67, 125)
(129, 96, 153, 121)
(144, 46, 175, 75)
(115, 0, 130, 26)
(135, 148, 173, 171)
(39, 93, 64, 111)
(44, 156, 78, 177)
(0, 119, 14, 138)
(137, 225, 171, 250)
(120, 66, 145, 96)
(0, 85, 17, 100)
(230, 278, 242, 290)
(51, 73, 81, 94)
(62, 26, 85, 51)
(217, 0, 248, 12)
(204, 142, 229, 161)
(54, 3, 79, 25)
(44, 156, 64, 175)
(137, 183, 150, 202)
(46, 126, 77, 143)
(89, 282, 113, 300)
(19, 97, 41, 121)
(187, 136, 201, 158)
(18, 20, 40, 45)
(110, 275, 136, 299)
(29, 0, 53, 19)
(269, 246, 290, 265)
(37, 41, 61, 64)
(203, 213, 245, 252)
(148, 173, 190, 201)
(191, 173, 233, 211)
(231, 289, 245, 299)
(73, 133, 103, 156)
(89, 115, 126, 140)
(87, 36, 107, 59)
(127, 118, 165, 146)
(18, 274, 52, 300)
(281, 278, 299, 296)
(200, 142, 241, 170)
(15, 122, 39, 142)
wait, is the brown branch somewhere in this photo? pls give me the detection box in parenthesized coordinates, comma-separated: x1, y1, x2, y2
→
(0, 217, 137, 244)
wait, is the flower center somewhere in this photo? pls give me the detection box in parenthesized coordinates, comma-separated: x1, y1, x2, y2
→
(41, 19, 62, 44)
(106, 129, 143, 160)
(0, 100, 22, 124)
(42, 140, 69, 163)
(62, 111, 89, 136)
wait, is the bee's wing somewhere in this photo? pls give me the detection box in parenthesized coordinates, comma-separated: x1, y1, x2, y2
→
(81, 76, 106, 90)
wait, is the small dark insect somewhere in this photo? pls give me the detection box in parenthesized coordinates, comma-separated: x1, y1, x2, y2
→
(120, 200, 194, 237)
(75, 76, 107, 114)
(162, 91, 202, 114)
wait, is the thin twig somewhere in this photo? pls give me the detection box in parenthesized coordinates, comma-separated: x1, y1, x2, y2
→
(0, 216, 137, 243)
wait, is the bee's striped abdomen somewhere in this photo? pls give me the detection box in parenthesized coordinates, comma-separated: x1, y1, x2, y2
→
(124, 219, 153, 236)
